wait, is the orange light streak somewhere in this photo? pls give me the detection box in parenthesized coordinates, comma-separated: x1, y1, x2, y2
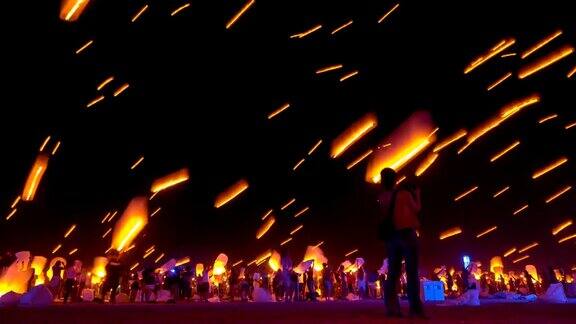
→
(214, 179, 249, 208)
(226, 0, 255, 29)
(518, 45, 574, 79)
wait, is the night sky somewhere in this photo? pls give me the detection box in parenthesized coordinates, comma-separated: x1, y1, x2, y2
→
(1, 0, 575, 274)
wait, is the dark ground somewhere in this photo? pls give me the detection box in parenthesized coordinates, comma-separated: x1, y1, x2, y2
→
(1, 300, 576, 323)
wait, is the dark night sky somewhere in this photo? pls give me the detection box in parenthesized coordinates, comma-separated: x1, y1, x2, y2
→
(1, 0, 575, 274)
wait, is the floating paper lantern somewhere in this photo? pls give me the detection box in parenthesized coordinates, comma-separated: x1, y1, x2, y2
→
(22, 154, 49, 201)
(110, 197, 148, 252)
(213, 254, 228, 276)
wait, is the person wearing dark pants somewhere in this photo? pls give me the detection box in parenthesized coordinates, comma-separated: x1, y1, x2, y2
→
(377, 168, 426, 319)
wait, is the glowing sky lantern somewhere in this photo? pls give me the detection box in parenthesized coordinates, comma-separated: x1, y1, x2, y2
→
(214, 179, 249, 208)
(22, 154, 49, 202)
(110, 197, 148, 252)
(439, 227, 462, 240)
(213, 254, 228, 276)
(366, 111, 436, 183)
(525, 265, 539, 282)
(46, 257, 66, 281)
(0, 251, 32, 296)
(59, 0, 91, 22)
(91, 256, 108, 285)
(196, 263, 204, 277)
(175, 257, 191, 267)
(268, 250, 281, 272)
(256, 216, 276, 239)
(303, 245, 328, 272)
(330, 113, 377, 159)
(490, 256, 504, 276)
(150, 168, 189, 193)
(30, 256, 47, 286)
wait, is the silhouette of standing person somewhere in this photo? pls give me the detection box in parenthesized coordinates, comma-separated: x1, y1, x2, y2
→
(377, 168, 426, 318)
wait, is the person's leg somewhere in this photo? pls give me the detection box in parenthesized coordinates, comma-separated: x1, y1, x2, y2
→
(385, 236, 402, 316)
(403, 230, 425, 316)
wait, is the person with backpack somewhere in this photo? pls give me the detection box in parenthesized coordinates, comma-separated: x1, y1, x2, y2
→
(376, 168, 426, 318)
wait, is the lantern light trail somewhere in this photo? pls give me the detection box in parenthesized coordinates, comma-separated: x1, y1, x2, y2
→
(307, 139, 323, 155)
(501, 53, 516, 58)
(345, 249, 358, 257)
(487, 72, 512, 91)
(75, 40, 93, 54)
(476, 226, 498, 238)
(518, 242, 539, 253)
(39, 136, 51, 152)
(115, 220, 143, 252)
(86, 95, 105, 108)
(545, 186, 572, 204)
(145, 245, 155, 254)
(512, 255, 530, 264)
(267, 103, 290, 120)
(51, 141, 61, 156)
(261, 209, 273, 221)
(558, 234, 576, 244)
(102, 228, 112, 239)
(131, 156, 144, 170)
(433, 129, 467, 152)
(143, 249, 155, 259)
(439, 227, 462, 240)
(290, 225, 304, 235)
(60, 0, 91, 22)
(107, 211, 118, 223)
(130, 263, 140, 271)
(458, 95, 540, 154)
(518, 45, 574, 79)
(503, 248, 517, 258)
(214, 179, 249, 208)
(280, 198, 296, 210)
(339, 70, 359, 82)
(415, 153, 439, 177)
(112, 197, 148, 252)
(293, 207, 310, 218)
(124, 244, 136, 253)
(101, 212, 111, 224)
(52, 244, 62, 254)
(314, 241, 325, 248)
(464, 38, 516, 74)
(428, 127, 440, 138)
(97, 76, 114, 91)
(113, 83, 130, 97)
(532, 157, 568, 179)
(151, 168, 189, 193)
(493, 186, 510, 198)
(68, 248, 78, 256)
(226, 0, 255, 29)
(64, 225, 77, 238)
(331, 20, 353, 35)
(513, 204, 529, 215)
(568, 66, 576, 78)
(330, 113, 377, 158)
(150, 207, 161, 217)
(346, 149, 374, 170)
(149, 192, 158, 200)
(396, 176, 407, 185)
(520, 30, 563, 59)
(11, 196, 21, 209)
(552, 220, 573, 236)
(154, 253, 165, 264)
(5, 209, 17, 221)
(131, 4, 149, 23)
(290, 25, 322, 39)
(171, 3, 190, 16)
(454, 186, 478, 202)
(538, 114, 558, 124)
(490, 141, 520, 162)
(316, 65, 343, 74)
(293, 158, 306, 171)
(378, 3, 400, 23)
(232, 260, 243, 267)
(280, 237, 293, 246)
(22, 155, 49, 201)
(565, 121, 576, 130)
(256, 216, 276, 239)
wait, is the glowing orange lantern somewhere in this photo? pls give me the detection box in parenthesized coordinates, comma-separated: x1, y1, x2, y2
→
(256, 216, 276, 239)
(214, 179, 249, 208)
(268, 250, 281, 272)
(150, 168, 189, 193)
(22, 154, 49, 201)
(110, 197, 148, 252)
(330, 113, 377, 158)
(60, 0, 91, 22)
(366, 111, 436, 183)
